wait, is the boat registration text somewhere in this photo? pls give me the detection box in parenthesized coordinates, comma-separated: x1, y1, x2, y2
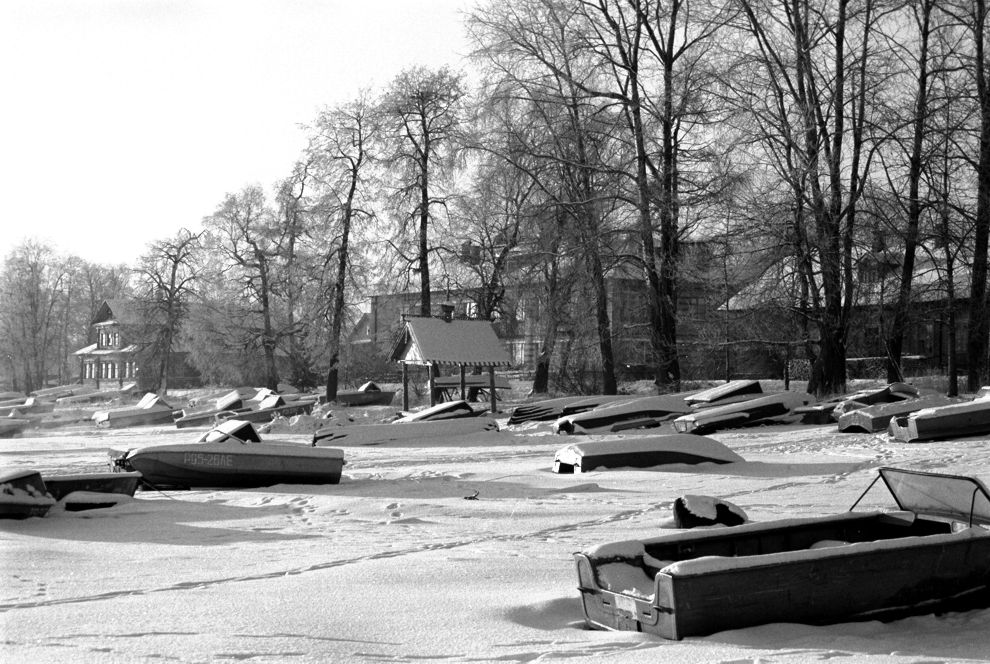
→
(183, 452, 234, 468)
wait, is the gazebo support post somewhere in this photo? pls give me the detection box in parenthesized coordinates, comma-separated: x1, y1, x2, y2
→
(402, 362, 409, 411)
(428, 363, 437, 407)
(459, 365, 466, 401)
(488, 366, 497, 414)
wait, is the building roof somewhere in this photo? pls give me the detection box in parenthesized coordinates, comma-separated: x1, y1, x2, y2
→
(92, 298, 145, 326)
(390, 316, 512, 367)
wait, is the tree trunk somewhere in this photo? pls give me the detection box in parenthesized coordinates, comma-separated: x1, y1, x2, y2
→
(968, 0, 990, 392)
(887, 1, 932, 383)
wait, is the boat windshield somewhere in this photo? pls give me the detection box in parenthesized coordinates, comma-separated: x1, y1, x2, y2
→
(196, 419, 262, 444)
(879, 467, 990, 527)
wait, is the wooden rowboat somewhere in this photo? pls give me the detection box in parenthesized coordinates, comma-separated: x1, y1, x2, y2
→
(575, 467, 990, 639)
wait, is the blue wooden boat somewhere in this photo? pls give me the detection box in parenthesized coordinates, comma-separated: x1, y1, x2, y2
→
(575, 467, 990, 639)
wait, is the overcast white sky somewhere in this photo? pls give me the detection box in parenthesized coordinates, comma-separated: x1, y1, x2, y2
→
(0, 0, 473, 265)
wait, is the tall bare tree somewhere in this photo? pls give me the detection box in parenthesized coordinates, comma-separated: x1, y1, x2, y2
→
(134, 229, 202, 394)
(381, 66, 465, 317)
(309, 93, 379, 401)
(203, 186, 282, 390)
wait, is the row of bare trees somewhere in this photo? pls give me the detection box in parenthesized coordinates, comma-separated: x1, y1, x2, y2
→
(3, 0, 989, 399)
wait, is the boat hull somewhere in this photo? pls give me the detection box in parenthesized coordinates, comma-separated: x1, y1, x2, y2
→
(0, 470, 55, 518)
(334, 391, 395, 406)
(576, 469, 990, 639)
(576, 512, 990, 639)
(42, 472, 142, 501)
(119, 443, 343, 488)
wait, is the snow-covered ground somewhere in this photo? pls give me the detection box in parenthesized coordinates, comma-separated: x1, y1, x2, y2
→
(3, 411, 990, 663)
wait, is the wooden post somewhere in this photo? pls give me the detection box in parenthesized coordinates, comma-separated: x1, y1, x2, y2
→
(402, 362, 409, 411)
(428, 363, 437, 406)
(488, 366, 497, 414)
(459, 365, 467, 401)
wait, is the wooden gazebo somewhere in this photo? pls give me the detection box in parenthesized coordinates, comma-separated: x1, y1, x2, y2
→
(389, 314, 512, 413)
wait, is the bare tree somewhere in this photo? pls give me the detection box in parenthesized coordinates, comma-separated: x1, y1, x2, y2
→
(883, 0, 940, 382)
(309, 93, 379, 401)
(381, 66, 466, 317)
(733, 0, 888, 397)
(134, 229, 202, 394)
(0, 241, 70, 392)
(203, 186, 282, 390)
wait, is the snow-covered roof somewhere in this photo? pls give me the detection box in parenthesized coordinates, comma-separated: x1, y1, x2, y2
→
(390, 316, 512, 367)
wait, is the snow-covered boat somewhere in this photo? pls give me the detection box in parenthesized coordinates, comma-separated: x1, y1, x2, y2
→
(93, 393, 176, 428)
(673, 392, 811, 434)
(392, 400, 485, 423)
(0, 470, 55, 519)
(334, 382, 395, 407)
(575, 467, 990, 639)
(553, 395, 693, 434)
(837, 394, 959, 433)
(0, 418, 30, 437)
(111, 420, 344, 488)
(507, 395, 649, 425)
(888, 398, 990, 442)
(42, 471, 142, 501)
(313, 417, 499, 446)
(553, 435, 743, 473)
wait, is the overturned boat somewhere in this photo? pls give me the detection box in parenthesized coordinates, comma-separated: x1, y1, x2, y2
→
(111, 419, 344, 488)
(837, 394, 960, 433)
(392, 399, 486, 423)
(888, 397, 990, 442)
(93, 393, 176, 428)
(575, 467, 990, 639)
(507, 395, 634, 425)
(553, 434, 743, 473)
(334, 381, 395, 407)
(673, 392, 811, 434)
(553, 395, 694, 435)
(313, 417, 499, 447)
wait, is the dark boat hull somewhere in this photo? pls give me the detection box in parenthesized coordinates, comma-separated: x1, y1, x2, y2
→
(42, 472, 142, 501)
(119, 443, 343, 488)
(334, 391, 395, 406)
(0, 470, 55, 518)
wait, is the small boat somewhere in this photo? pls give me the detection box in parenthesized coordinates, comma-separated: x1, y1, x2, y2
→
(334, 381, 395, 407)
(111, 419, 344, 488)
(684, 380, 763, 404)
(553, 395, 694, 434)
(830, 382, 920, 421)
(313, 417, 499, 446)
(0, 470, 55, 519)
(392, 400, 484, 423)
(673, 392, 810, 434)
(888, 398, 990, 442)
(575, 467, 990, 639)
(42, 471, 143, 501)
(93, 393, 176, 428)
(0, 418, 30, 438)
(837, 394, 959, 433)
(553, 434, 743, 473)
(507, 395, 635, 425)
